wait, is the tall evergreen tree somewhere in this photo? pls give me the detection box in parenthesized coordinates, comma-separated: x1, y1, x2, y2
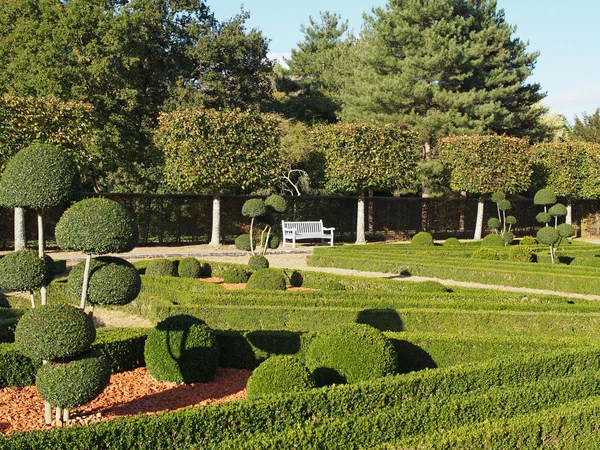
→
(572, 108, 600, 144)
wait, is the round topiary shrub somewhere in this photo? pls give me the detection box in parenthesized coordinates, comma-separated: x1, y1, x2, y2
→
(246, 355, 315, 399)
(0, 143, 80, 210)
(36, 350, 111, 409)
(519, 236, 537, 246)
(43, 254, 56, 286)
(506, 215, 517, 226)
(15, 304, 95, 361)
(502, 231, 515, 245)
(443, 237, 461, 246)
(487, 218, 501, 230)
(248, 255, 269, 271)
(534, 189, 557, 207)
(491, 191, 505, 203)
(69, 257, 141, 306)
(144, 315, 218, 383)
(0, 249, 46, 292)
(508, 245, 534, 262)
(178, 258, 202, 278)
(548, 203, 568, 218)
(221, 267, 250, 283)
(536, 226, 560, 245)
(305, 323, 396, 387)
(289, 270, 303, 287)
(145, 259, 178, 277)
(497, 199, 511, 211)
(55, 197, 138, 254)
(235, 234, 252, 252)
(557, 223, 576, 238)
(261, 234, 280, 249)
(246, 269, 286, 291)
(411, 231, 434, 246)
(481, 233, 504, 247)
(264, 194, 287, 213)
(241, 198, 267, 218)
(536, 212, 552, 225)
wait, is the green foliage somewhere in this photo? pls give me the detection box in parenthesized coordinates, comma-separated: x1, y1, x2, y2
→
(534, 189, 557, 206)
(411, 231, 434, 246)
(264, 194, 287, 213)
(0, 342, 38, 387)
(36, 350, 111, 409)
(319, 280, 346, 291)
(15, 304, 95, 361)
(178, 258, 202, 278)
(549, 203, 568, 217)
(0, 249, 46, 292)
(443, 237, 461, 246)
(55, 197, 138, 254)
(242, 199, 267, 218)
(144, 259, 178, 277)
(289, 271, 304, 287)
(506, 216, 517, 226)
(558, 223, 576, 238)
(481, 234, 505, 247)
(144, 315, 218, 383)
(572, 108, 600, 144)
(472, 247, 501, 261)
(247, 269, 287, 291)
(69, 257, 141, 306)
(487, 218, 501, 230)
(0, 143, 80, 210)
(497, 200, 511, 212)
(519, 236, 537, 246)
(235, 234, 252, 251)
(248, 255, 270, 271)
(305, 323, 396, 386)
(262, 234, 280, 249)
(93, 328, 148, 373)
(222, 267, 250, 284)
(502, 232, 515, 246)
(536, 211, 552, 224)
(490, 191, 505, 203)
(246, 355, 315, 399)
(537, 227, 560, 246)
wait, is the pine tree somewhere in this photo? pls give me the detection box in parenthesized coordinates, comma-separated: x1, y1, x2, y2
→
(572, 108, 600, 144)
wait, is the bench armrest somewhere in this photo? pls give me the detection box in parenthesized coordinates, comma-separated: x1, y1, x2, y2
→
(322, 227, 335, 232)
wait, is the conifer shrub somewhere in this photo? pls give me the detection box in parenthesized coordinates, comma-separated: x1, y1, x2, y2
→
(178, 257, 202, 278)
(481, 234, 504, 247)
(248, 255, 269, 271)
(221, 267, 250, 283)
(144, 315, 218, 383)
(15, 304, 95, 362)
(246, 269, 286, 291)
(69, 257, 141, 306)
(145, 259, 178, 277)
(411, 231, 434, 246)
(0, 249, 46, 292)
(519, 236, 537, 246)
(35, 350, 111, 409)
(235, 234, 252, 251)
(305, 323, 396, 386)
(246, 355, 315, 399)
(443, 237, 461, 246)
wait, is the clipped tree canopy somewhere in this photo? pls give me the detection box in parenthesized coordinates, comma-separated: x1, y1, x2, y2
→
(0, 143, 80, 209)
(242, 198, 267, 218)
(536, 226, 560, 245)
(0, 249, 46, 292)
(557, 223, 576, 238)
(533, 189, 557, 206)
(264, 194, 287, 213)
(548, 203, 568, 217)
(55, 198, 139, 254)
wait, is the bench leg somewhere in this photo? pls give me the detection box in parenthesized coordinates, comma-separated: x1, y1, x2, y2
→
(330, 235, 334, 246)
(292, 236, 296, 249)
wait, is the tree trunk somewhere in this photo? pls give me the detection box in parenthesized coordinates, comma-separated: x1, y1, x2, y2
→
(209, 191, 221, 248)
(458, 191, 467, 233)
(14, 207, 26, 251)
(474, 196, 485, 240)
(356, 190, 366, 245)
(367, 190, 374, 233)
(421, 141, 431, 199)
(566, 200, 573, 225)
(80, 254, 92, 310)
(37, 213, 47, 305)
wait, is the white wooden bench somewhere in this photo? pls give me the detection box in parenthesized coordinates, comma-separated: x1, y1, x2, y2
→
(281, 220, 335, 248)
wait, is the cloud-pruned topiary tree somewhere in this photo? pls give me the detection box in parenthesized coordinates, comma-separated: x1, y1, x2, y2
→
(55, 197, 138, 310)
(240, 194, 287, 256)
(534, 188, 576, 263)
(0, 144, 80, 305)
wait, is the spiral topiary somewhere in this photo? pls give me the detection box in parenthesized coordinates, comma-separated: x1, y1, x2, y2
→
(69, 257, 141, 306)
(557, 223, 576, 238)
(55, 197, 138, 254)
(481, 233, 504, 247)
(246, 355, 315, 399)
(36, 350, 111, 409)
(246, 269, 286, 291)
(248, 255, 269, 271)
(497, 199, 511, 211)
(289, 270, 303, 287)
(264, 194, 287, 213)
(536, 226, 560, 246)
(443, 237, 461, 246)
(534, 189, 557, 207)
(536, 212, 552, 225)
(221, 267, 250, 283)
(144, 315, 218, 383)
(234, 234, 252, 251)
(0, 249, 46, 292)
(411, 231, 434, 246)
(15, 304, 95, 362)
(548, 203, 567, 218)
(305, 323, 396, 386)
(502, 231, 515, 245)
(145, 259, 178, 277)
(178, 258, 202, 278)
(487, 218, 501, 230)
(241, 198, 267, 218)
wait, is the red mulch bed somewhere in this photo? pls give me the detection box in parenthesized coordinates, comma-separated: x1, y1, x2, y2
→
(0, 367, 251, 435)
(200, 277, 317, 291)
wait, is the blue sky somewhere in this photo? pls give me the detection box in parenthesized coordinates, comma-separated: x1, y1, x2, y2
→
(210, 0, 600, 123)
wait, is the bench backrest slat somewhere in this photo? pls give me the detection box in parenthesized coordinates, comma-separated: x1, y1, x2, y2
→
(282, 220, 323, 233)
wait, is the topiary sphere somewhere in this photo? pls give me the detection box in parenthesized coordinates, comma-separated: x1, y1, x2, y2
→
(264, 194, 287, 213)
(0, 143, 80, 210)
(534, 189, 557, 206)
(305, 323, 396, 386)
(536, 226, 560, 246)
(506, 215, 517, 226)
(246, 355, 315, 399)
(248, 255, 269, 271)
(235, 234, 252, 252)
(144, 315, 218, 383)
(69, 257, 141, 306)
(411, 231, 434, 246)
(557, 223, 576, 238)
(519, 236, 537, 246)
(36, 350, 111, 409)
(15, 304, 95, 361)
(221, 267, 250, 283)
(487, 218, 501, 230)
(145, 259, 178, 277)
(242, 199, 267, 218)
(246, 269, 286, 291)
(0, 249, 46, 292)
(289, 270, 303, 287)
(178, 257, 202, 278)
(55, 198, 138, 255)
(536, 212, 552, 224)
(481, 233, 505, 247)
(443, 237, 461, 246)
(548, 203, 568, 217)
(497, 199, 512, 212)
(502, 231, 515, 245)
(491, 191, 505, 203)
(261, 234, 280, 249)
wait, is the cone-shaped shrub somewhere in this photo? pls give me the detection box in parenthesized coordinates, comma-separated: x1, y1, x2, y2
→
(145, 259, 178, 277)
(0, 249, 46, 292)
(144, 315, 218, 383)
(481, 234, 504, 247)
(221, 267, 249, 283)
(178, 258, 202, 278)
(246, 355, 315, 399)
(234, 234, 252, 251)
(411, 231, 434, 246)
(305, 323, 396, 386)
(248, 255, 269, 271)
(534, 189, 557, 207)
(246, 269, 286, 291)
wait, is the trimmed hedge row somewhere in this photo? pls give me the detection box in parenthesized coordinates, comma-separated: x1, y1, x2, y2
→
(2, 346, 599, 449)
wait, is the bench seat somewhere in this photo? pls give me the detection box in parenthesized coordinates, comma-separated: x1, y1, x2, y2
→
(281, 220, 335, 248)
